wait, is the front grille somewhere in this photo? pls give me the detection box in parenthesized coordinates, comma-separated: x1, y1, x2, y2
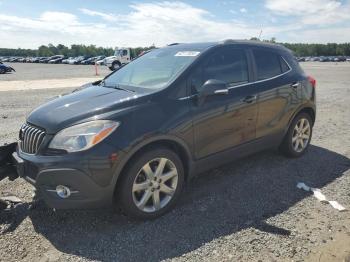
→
(19, 123, 46, 154)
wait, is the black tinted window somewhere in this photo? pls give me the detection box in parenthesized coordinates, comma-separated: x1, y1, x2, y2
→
(280, 56, 290, 73)
(253, 50, 283, 80)
(203, 48, 248, 87)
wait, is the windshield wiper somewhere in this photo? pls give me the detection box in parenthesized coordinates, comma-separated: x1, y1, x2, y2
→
(112, 85, 135, 92)
(100, 82, 135, 93)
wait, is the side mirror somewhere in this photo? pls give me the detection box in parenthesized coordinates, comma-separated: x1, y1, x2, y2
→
(198, 79, 228, 105)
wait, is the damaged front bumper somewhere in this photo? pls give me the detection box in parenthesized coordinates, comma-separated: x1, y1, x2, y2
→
(0, 141, 124, 210)
(0, 142, 19, 210)
(0, 142, 19, 182)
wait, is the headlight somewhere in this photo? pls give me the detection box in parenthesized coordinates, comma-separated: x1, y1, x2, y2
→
(49, 120, 120, 152)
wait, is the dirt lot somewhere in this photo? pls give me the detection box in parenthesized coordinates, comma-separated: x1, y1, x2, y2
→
(0, 62, 349, 262)
(1, 63, 110, 81)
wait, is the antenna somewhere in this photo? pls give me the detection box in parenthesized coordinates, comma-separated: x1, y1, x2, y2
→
(258, 29, 263, 40)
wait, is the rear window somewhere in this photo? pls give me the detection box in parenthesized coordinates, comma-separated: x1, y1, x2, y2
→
(253, 50, 289, 80)
(280, 56, 290, 73)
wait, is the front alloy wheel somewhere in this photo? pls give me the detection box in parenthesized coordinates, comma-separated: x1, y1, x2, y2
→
(132, 158, 178, 213)
(117, 147, 184, 219)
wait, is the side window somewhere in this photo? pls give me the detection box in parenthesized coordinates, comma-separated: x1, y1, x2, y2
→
(253, 50, 283, 80)
(280, 56, 290, 73)
(122, 50, 128, 56)
(191, 47, 249, 92)
(203, 48, 248, 87)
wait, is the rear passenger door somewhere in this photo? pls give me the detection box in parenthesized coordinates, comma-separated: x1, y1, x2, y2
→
(190, 46, 258, 159)
(251, 48, 299, 139)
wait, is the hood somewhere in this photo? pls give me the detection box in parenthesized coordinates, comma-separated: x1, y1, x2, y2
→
(27, 85, 141, 134)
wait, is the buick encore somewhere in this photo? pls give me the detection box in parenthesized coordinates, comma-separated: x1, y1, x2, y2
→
(12, 40, 316, 219)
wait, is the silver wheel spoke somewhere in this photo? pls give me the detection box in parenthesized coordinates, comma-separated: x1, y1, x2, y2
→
(302, 123, 310, 133)
(142, 163, 154, 180)
(300, 119, 305, 130)
(302, 134, 309, 139)
(155, 158, 167, 177)
(133, 181, 149, 192)
(161, 169, 177, 182)
(299, 139, 304, 148)
(137, 190, 152, 210)
(160, 184, 175, 196)
(153, 190, 161, 210)
(292, 135, 298, 142)
(294, 140, 300, 151)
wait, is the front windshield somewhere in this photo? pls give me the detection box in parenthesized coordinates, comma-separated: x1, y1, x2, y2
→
(114, 50, 122, 56)
(103, 48, 201, 90)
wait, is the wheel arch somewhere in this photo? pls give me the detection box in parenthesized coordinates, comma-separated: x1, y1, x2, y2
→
(112, 136, 193, 197)
(288, 105, 316, 130)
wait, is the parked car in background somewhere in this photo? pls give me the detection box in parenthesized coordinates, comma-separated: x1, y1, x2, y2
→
(48, 55, 65, 64)
(319, 56, 330, 62)
(80, 57, 94, 65)
(0, 62, 15, 73)
(96, 57, 106, 65)
(81, 55, 106, 65)
(62, 57, 73, 64)
(39, 57, 51, 63)
(11, 40, 316, 219)
(68, 56, 86, 65)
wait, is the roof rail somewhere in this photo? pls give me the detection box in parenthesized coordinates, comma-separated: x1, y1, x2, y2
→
(220, 39, 237, 45)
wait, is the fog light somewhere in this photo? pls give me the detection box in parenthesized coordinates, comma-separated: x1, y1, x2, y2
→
(56, 185, 71, 198)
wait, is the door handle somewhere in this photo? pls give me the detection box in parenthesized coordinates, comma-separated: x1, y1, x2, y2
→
(242, 95, 257, 103)
(290, 82, 300, 88)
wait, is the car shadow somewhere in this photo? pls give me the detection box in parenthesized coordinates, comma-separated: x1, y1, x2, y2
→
(1, 145, 350, 261)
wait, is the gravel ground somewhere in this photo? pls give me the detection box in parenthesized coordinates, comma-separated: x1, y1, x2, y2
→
(0, 62, 349, 262)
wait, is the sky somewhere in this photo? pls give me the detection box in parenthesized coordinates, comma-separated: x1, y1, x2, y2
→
(0, 0, 350, 49)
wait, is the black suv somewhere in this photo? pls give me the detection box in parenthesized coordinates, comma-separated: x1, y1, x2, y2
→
(13, 40, 316, 219)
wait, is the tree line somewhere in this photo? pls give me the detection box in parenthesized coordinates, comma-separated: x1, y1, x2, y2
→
(0, 44, 155, 58)
(1, 42, 350, 57)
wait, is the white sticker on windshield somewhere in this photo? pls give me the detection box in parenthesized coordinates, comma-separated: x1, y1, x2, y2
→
(175, 51, 200, 57)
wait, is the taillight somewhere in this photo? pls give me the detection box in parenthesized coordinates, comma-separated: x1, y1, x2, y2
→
(308, 76, 316, 88)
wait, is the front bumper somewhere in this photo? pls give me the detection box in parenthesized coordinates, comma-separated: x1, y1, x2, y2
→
(12, 144, 125, 209)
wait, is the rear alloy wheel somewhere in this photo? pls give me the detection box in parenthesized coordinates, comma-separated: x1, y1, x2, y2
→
(280, 112, 313, 157)
(117, 147, 184, 219)
(292, 118, 311, 153)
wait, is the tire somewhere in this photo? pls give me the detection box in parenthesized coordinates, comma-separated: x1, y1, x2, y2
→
(112, 61, 121, 71)
(117, 147, 185, 220)
(0, 69, 5, 74)
(279, 112, 313, 158)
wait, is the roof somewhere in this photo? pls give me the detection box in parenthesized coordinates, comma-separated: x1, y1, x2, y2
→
(165, 39, 289, 52)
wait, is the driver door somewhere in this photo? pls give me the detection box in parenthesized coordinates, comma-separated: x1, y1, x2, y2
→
(190, 46, 258, 159)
